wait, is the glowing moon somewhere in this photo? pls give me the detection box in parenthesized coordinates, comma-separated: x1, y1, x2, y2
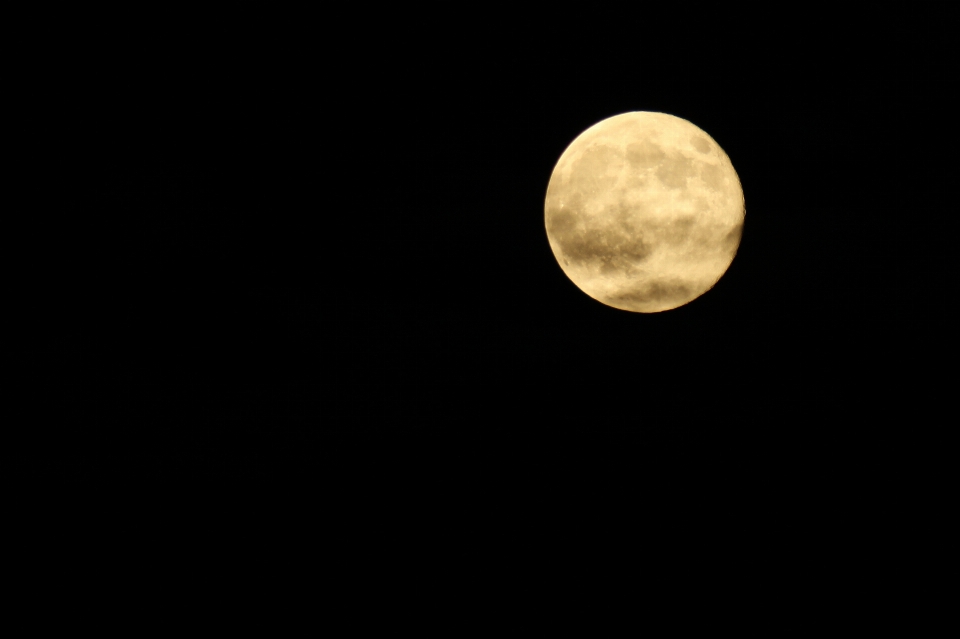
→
(545, 112, 744, 312)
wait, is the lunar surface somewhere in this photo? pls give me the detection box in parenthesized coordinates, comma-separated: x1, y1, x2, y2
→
(545, 112, 744, 312)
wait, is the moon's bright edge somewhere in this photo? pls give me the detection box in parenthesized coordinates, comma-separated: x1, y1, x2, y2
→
(545, 112, 744, 313)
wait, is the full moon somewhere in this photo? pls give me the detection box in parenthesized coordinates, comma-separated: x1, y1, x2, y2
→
(545, 112, 744, 312)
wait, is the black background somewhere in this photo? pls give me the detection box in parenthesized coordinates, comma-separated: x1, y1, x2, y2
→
(22, 13, 956, 496)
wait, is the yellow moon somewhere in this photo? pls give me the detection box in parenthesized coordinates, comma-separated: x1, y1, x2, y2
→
(545, 112, 744, 312)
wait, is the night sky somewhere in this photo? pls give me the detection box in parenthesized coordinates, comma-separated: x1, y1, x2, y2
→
(26, 23, 955, 487)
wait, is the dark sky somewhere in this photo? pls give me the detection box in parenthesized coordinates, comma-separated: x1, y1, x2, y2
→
(26, 21, 956, 485)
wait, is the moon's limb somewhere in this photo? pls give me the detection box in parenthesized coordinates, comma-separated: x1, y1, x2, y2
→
(545, 112, 744, 313)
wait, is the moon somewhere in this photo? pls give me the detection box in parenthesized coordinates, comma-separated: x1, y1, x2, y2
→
(545, 112, 744, 313)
